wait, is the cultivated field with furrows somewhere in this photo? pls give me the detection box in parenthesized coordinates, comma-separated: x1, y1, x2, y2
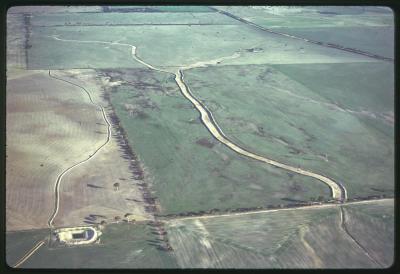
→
(6, 71, 105, 230)
(165, 199, 393, 268)
(6, 69, 149, 230)
(45, 70, 151, 228)
(341, 199, 394, 266)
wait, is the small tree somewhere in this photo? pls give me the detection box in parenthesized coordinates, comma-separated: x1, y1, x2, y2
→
(114, 216, 121, 223)
(99, 220, 107, 229)
(113, 182, 120, 191)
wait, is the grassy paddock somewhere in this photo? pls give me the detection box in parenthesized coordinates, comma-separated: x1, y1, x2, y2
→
(108, 68, 330, 215)
(6, 229, 50, 267)
(28, 18, 372, 71)
(183, 63, 394, 200)
(10, 223, 177, 268)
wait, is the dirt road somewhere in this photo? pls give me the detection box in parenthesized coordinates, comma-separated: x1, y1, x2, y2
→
(12, 240, 46, 268)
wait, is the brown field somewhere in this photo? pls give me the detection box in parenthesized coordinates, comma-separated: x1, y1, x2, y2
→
(50, 69, 151, 227)
(6, 69, 148, 231)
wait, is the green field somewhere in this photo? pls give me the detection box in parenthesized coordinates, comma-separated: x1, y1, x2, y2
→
(28, 33, 139, 69)
(150, 6, 213, 12)
(108, 68, 330, 215)
(107, 6, 214, 13)
(166, 199, 393, 268)
(274, 26, 394, 58)
(183, 62, 394, 199)
(28, 12, 373, 70)
(30, 11, 237, 27)
(272, 62, 394, 113)
(215, 6, 393, 27)
(9, 223, 178, 268)
(215, 6, 394, 58)
(6, 229, 50, 267)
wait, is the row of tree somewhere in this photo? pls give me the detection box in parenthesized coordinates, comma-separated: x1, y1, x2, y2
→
(23, 12, 32, 69)
(157, 199, 337, 219)
(147, 221, 173, 251)
(101, 75, 171, 251)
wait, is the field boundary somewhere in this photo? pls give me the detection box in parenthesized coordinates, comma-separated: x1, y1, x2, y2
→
(163, 198, 393, 222)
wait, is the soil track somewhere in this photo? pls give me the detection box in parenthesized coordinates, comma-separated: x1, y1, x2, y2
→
(12, 240, 46, 268)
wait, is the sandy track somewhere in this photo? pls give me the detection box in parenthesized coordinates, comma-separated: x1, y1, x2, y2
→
(12, 239, 46, 268)
(299, 226, 323, 267)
